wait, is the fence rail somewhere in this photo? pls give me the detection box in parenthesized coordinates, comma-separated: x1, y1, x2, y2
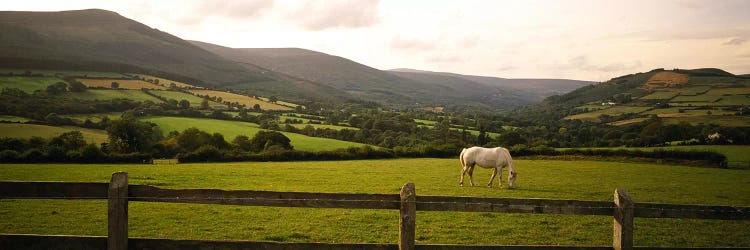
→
(1, 172, 749, 250)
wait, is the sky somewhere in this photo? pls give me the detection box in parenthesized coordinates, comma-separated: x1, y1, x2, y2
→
(5, 0, 750, 81)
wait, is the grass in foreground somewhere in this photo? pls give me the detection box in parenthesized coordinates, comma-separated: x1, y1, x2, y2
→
(0, 159, 748, 247)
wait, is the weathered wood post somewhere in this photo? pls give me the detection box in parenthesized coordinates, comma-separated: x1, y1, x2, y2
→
(108, 172, 128, 250)
(399, 182, 416, 250)
(614, 188, 634, 250)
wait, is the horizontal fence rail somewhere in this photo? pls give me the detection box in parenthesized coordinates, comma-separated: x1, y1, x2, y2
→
(1, 174, 749, 250)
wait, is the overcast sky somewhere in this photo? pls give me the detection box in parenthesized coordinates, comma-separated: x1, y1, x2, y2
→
(6, 0, 750, 81)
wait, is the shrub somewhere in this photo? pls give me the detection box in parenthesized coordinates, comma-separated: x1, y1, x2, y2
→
(0, 149, 20, 162)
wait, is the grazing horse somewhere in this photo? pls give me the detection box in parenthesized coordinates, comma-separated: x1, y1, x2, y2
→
(459, 147, 517, 189)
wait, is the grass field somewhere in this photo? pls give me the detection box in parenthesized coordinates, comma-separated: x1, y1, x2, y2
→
(188, 90, 292, 111)
(128, 74, 198, 89)
(78, 79, 168, 90)
(671, 94, 721, 103)
(66, 89, 164, 102)
(0, 76, 63, 93)
(564, 106, 652, 121)
(139, 116, 368, 151)
(606, 118, 648, 126)
(0, 115, 31, 123)
(0, 124, 107, 143)
(289, 123, 359, 131)
(0, 159, 748, 247)
(148, 90, 220, 107)
(638, 91, 679, 100)
(60, 112, 123, 123)
(679, 86, 713, 96)
(716, 95, 750, 106)
(661, 116, 750, 127)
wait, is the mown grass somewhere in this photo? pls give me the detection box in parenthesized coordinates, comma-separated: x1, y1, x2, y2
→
(140, 116, 369, 151)
(0, 124, 108, 143)
(78, 79, 168, 90)
(289, 123, 359, 131)
(0, 159, 748, 247)
(0, 76, 62, 93)
(661, 116, 750, 127)
(639, 91, 679, 100)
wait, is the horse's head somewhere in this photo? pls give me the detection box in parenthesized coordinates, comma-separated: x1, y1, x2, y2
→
(508, 170, 517, 189)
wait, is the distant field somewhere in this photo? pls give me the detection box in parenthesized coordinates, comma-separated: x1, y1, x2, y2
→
(688, 76, 748, 85)
(78, 79, 167, 90)
(671, 94, 721, 103)
(0, 115, 31, 123)
(639, 91, 679, 100)
(257, 97, 301, 108)
(148, 90, 219, 107)
(140, 116, 368, 151)
(414, 119, 438, 125)
(564, 106, 651, 121)
(188, 90, 292, 111)
(570, 145, 750, 163)
(644, 72, 688, 88)
(289, 123, 359, 131)
(642, 108, 693, 115)
(0, 123, 107, 143)
(0, 76, 62, 93)
(704, 88, 750, 95)
(128, 74, 198, 89)
(716, 95, 750, 105)
(656, 109, 735, 118)
(60, 112, 123, 123)
(65, 89, 164, 102)
(607, 118, 648, 126)
(679, 86, 713, 96)
(662, 116, 750, 127)
(668, 102, 723, 107)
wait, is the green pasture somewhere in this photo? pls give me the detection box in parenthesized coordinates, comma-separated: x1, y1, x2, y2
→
(679, 86, 713, 96)
(414, 119, 438, 125)
(671, 94, 722, 103)
(66, 89, 163, 102)
(60, 112, 123, 123)
(139, 116, 369, 151)
(149, 90, 220, 107)
(639, 91, 678, 100)
(574, 105, 608, 111)
(565, 106, 652, 121)
(661, 116, 750, 127)
(688, 76, 750, 85)
(641, 108, 693, 115)
(716, 95, 750, 106)
(565, 145, 750, 163)
(0, 159, 748, 247)
(668, 102, 723, 107)
(0, 115, 31, 123)
(0, 76, 63, 93)
(0, 124, 107, 143)
(289, 123, 359, 131)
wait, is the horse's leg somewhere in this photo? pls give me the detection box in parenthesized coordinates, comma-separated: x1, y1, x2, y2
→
(459, 165, 468, 186)
(498, 167, 504, 188)
(487, 168, 497, 187)
(468, 166, 476, 186)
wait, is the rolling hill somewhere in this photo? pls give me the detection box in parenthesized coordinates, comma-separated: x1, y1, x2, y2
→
(191, 41, 531, 108)
(0, 9, 276, 86)
(389, 68, 595, 102)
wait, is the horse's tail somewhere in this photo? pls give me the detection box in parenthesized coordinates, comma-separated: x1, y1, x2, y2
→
(459, 148, 467, 168)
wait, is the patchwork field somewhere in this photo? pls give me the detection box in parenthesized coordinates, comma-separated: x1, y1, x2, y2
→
(78, 79, 168, 90)
(188, 89, 292, 111)
(643, 72, 689, 89)
(60, 112, 123, 123)
(128, 74, 199, 89)
(564, 106, 652, 121)
(0, 76, 62, 93)
(638, 91, 679, 100)
(139, 116, 368, 151)
(0, 124, 108, 143)
(661, 116, 750, 127)
(0, 159, 747, 247)
(0, 115, 31, 123)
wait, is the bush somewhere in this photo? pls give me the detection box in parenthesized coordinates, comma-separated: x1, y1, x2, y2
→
(0, 149, 20, 162)
(21, 149, 44, 162)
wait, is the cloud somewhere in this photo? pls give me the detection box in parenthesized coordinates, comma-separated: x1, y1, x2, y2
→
(126, 0, 275, 26)
(292, 0, 380, 30)
(425, 54, 464, 64)
(724, 38, 747, 46)
(623, 27, 750, 41)
(556, 55, 642, 72)
(391, 36, 436, 51)
(497, 64, 516, 71)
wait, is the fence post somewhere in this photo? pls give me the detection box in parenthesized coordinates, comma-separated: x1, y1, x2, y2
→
(614, 188, 633, 250)
(399, 182, 416, 250)
(108, 172, 128, 250)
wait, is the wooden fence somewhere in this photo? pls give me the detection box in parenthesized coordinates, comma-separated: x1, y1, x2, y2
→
(1, 172, 748, 250)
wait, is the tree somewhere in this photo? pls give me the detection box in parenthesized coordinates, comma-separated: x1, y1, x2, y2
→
(106, 118, 162, 153)
(48, 131, 86, 152)
(249, 131, 292, 152)
(269, 96, 278, 103)
(111, 81, 120, 89)
(232, 135, 253, 151)
(178, 99, 190, 109)
(66, 79, 87, 92)
(175, 127, 212, 152)
(200, 99, 210, 109)
(253, 104, 261, 111)
(46, 82, 68, 95)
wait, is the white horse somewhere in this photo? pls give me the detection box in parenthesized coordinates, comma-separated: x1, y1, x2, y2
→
(459, 147, 517, 189)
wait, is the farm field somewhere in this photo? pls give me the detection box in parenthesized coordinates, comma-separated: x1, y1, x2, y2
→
(606, 118, 648, 126)
(716, 95, 750, 105)
(564, 106, 651, 121)
(289, 123, 359, 131)
(65, 89, 164, 102)
(670, 94, 721, 103)
(148, 90, 220, 107)
(139, 116, 369, 151)
(128, 74, 198, 89)
(0, 124, 107, 143)
(638, 91, 678, 100)
(0, 76, 62, 93)
(661, 116, 750, 127)
(60, 112, 123, 123)
(679, 86, 712, 96)
(78, 79, 168, 90)
(188, 89, 292, 111)
(0, 115, 31, 123)
(0, 159, 748, 247)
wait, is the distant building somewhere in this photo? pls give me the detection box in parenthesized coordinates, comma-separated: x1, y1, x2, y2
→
(601, 102, 616, 106)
